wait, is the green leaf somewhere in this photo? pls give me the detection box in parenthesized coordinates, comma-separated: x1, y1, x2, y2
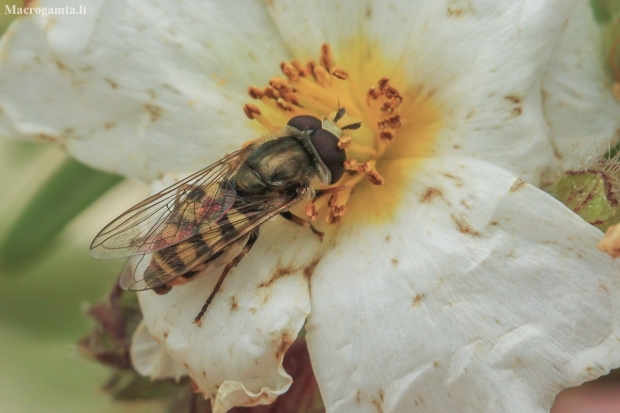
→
(0, 159, 122, 269)
(591, 0, 615, 24)
(546, 169, 620, 231)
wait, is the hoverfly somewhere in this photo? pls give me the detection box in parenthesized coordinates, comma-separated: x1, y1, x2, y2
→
(90, 108, 360, 325)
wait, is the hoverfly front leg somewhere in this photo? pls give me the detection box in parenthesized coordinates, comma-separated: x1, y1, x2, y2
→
(279, 211, 324, 241)
(193, 230, 259, 326)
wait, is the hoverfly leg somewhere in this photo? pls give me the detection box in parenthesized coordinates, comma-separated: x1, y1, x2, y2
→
(193, 230, 259, 326)
(279, 211, 324, 242)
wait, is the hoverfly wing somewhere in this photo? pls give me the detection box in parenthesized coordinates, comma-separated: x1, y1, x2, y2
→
(119, 193, 298, 291)
(90, 148, 252, 259)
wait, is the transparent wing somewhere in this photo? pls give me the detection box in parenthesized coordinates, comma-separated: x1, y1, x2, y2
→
(90, 148, 252, 259)
(119, 194, 298, 291)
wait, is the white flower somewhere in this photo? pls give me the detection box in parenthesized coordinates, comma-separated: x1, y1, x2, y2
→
(2, 1, 620, 413)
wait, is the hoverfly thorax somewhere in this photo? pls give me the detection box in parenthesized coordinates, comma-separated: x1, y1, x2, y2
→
(235, 114, 346, 197)
(235, 137, 319, 196)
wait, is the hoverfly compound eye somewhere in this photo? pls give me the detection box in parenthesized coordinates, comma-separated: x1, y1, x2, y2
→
(310, 129, 346, 184)
(287, 115, 322, 133)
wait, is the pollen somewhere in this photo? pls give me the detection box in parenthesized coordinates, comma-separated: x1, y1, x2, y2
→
(243, 43, 442, 227)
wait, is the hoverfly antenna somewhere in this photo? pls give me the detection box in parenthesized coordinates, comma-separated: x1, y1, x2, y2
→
(334, 106, 346, 123)
(342, 121, 362, 130)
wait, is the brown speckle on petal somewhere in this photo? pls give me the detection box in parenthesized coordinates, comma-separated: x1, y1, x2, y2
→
(144, 103, 162, 122)
(258, 264, 296, 288)
(104, 78, 118, 89)
(371, 389, 385, 413)
(230, 296, 239, 311)
(420, 187, 443, 203)
(451, 213, 480, 236)
(412, 293, 426, 307)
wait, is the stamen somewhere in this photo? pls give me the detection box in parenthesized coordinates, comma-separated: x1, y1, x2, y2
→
(242, 44, 409, 228)
(380, 131, 395, 142)
(243, 103, 277, 130)
(313, 65, 332, 87)
(344, 159, 358, 170)
(338, 136, 352, 149)
(280, 62, 300, 81)
(306, 203, 319, 220)
(320, 44, 333, 71)
(243, 103, 261, 119)
(248, 86, 264, 99)
(332, 67, 349, 80)
(291, 60, 308, 76)
(367, 170, 385, 186)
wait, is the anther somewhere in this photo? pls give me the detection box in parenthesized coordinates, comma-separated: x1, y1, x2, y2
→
(248, 86, 264, 99)
(388, 115, 404, 129)
(338, 136, 352, 149)
(332, 67, 349, 80)
(380, 131, 395, 142)
(276, 97, 292, 111)
(377, 119, 390, 130)
(280, 62, 300, 81)
(306, 203, 319, 220)
(384, 86, 401, 100)
(358, 162, 371, 173)
(381, 102, 394, 114)
(367, 170, 385, 186)
(320, 44, 333, 71)
(367, 86, 381, 100)
(313, 65, 332, 87)
(243, 104, 261, 119)
(328, 193, 339, 208)
(263, 86, 278, 99)
(378, 77, 390, 92)
(269, 78, 293, 93)
(344, 159, 358, 170)
(291, 60, 307, 76)
(333, 205, 347, 217)
(326, 211, 341, 225)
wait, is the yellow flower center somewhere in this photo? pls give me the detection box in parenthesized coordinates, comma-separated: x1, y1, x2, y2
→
(243, 44, 442, 229)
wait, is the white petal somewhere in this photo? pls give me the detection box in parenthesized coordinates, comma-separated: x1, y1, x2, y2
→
(130, 321, 187, 381)
(306, 157, 620, 413)
(541, 0, 620, 173)
(0, 0, 291, 181)
(133, 217, 323, 412)
(265, 0, 583, 185)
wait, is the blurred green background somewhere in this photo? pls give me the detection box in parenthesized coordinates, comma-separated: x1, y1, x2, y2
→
(0, 4, 154, 411)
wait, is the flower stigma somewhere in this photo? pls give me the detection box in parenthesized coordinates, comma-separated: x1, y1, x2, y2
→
(243, 43, 443, 229)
